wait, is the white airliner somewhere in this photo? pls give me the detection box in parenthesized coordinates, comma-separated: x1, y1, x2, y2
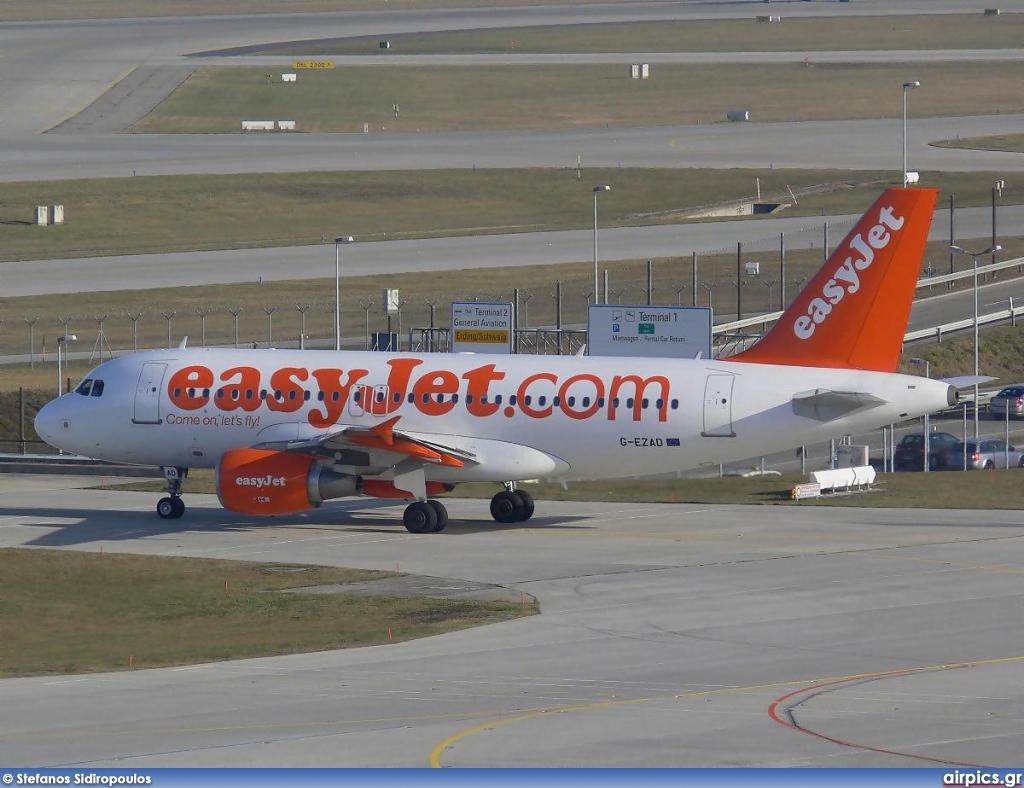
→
(35, 187, 956, 532)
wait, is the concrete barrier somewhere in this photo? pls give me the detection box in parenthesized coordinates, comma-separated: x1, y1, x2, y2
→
(810, 465, 876, 492)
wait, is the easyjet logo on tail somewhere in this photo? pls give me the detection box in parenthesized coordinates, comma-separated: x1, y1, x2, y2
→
(793, 204, 906, 340)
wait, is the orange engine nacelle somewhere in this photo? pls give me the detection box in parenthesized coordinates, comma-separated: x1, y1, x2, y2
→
(216, 448, 361, 516)
(361, 480, 455, 501)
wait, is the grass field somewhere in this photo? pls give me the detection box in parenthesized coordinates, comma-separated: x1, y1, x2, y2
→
(279, 15, 1024, 56)
(0, 168, 905, 262)
(130, 61, 1024, 135)
(0, 548, 536, 678)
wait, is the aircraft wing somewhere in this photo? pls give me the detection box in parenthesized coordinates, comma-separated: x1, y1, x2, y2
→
(257, 415, 477, 470)
(792, 389, 887, 422)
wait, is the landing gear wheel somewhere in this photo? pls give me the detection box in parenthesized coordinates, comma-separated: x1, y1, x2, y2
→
(403, 501, 438, 534)
(426, 500, 449, 532)
(512, 489, 535, 521)
(156, 497, 180, 519)
(490, 490, 525, 524)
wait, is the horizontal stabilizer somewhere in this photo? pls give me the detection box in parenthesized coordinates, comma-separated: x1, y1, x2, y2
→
(940, 375, 998, 389)
(792, 389, 886, 422)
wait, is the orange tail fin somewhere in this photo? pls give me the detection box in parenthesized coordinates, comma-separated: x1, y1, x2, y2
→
(729, 187, 938, 372)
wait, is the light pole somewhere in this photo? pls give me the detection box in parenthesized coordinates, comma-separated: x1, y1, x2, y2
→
(951, 244, 1001, 441)
(56, 334, 77, 397)
(593, 186, 610, 304)
(334, 236, 353, 350)
(910, 357, 931, 471)
(902, 81, 920, 187)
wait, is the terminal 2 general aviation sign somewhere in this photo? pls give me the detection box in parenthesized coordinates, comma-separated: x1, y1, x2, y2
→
(450, 301, 513, 354)
(587, 305, 712, 359)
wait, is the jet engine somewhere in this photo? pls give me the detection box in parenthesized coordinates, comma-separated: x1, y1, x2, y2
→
(216, 448, 362, 516)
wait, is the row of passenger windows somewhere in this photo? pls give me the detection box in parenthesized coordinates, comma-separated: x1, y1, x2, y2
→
(175, 386, 681, 411)
(74, 379, 105, 397)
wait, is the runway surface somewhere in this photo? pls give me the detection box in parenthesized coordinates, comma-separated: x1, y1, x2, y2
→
(0, 476, 1022, 767)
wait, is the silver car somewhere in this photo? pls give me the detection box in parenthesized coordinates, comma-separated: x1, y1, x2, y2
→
(949, 439, 1024, 470)
(988, 385, 1024, 419)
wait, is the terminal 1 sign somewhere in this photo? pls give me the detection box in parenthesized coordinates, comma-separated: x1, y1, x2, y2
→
(587, 305, 712, 359)
(450, 301, 513, 354)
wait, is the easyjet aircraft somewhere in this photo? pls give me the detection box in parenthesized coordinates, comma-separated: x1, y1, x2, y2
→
(35, 187, 955, 532)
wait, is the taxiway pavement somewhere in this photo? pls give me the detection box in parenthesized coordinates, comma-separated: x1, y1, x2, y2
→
(0, 476, 1021, 767)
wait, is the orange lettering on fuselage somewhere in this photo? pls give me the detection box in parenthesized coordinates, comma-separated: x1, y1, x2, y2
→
(163, 362, 672, 426)
(266, 367, 308, 413)
(308, 367, 369, 428)
(217, 366, 262, 412)
(167, 365, 215, 410)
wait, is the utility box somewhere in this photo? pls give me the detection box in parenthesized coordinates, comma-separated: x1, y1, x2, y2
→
(836, 444, 870, 468)
(379, 40, 391, 49)
(727, 110, 750, 122)
(372, 332, 398, 351)
(745, 261, 760, 276)
(35, 205, 49, 226)
(281, 73, 296, 82)
(50, 204, 64, 224)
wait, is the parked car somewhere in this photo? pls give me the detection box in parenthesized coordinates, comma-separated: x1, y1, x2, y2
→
(988, 385, 1024, 419)
(948, 439, 1024, 470)
(893, 431, 959, 471)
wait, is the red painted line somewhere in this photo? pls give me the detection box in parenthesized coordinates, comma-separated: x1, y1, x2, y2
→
(767, 668, 993, 768)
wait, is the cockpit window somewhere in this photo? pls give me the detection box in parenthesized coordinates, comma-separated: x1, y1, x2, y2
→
(74, 378, 105, 397)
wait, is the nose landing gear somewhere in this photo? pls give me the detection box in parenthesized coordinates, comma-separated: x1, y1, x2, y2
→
(156, 466, 188, 520)
(490, 485, 535, 524)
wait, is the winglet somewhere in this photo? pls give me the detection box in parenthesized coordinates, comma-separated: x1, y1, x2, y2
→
(730, 187, 938, 372)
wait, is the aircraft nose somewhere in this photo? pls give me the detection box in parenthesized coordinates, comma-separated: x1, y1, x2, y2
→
(34, 398, 65, 446)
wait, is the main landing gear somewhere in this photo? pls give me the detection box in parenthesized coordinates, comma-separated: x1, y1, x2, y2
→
(403, 499, 449, 534)
(156, 466, 188, 520)
(400, 485, 535, 533)
(489, 486, 535, 524)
